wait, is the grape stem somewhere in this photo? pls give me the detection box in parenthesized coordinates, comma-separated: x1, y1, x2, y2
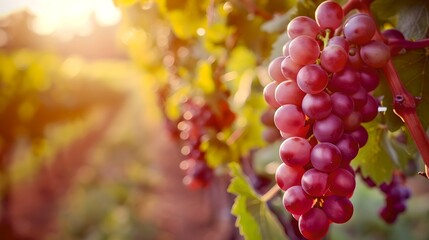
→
(389, 38, 429, 50)
(261, 184, 281, 202)
(349, 0, 429, 172)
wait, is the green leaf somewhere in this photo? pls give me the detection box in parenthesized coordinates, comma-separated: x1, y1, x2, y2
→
(397, 1, 429, 39)
(352, 121, 396, 184)
(227, 163, 288, 240)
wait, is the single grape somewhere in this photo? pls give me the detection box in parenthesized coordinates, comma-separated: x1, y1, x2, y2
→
(315, 1, 344, 30)
(311, 142, 342, 173)
(322, 196, 354, 223)
(350, 86, 368, 110)
(263, 81, 280, 109)
(287, 16, 321, 39)
(328, 168, 356, 197)
(262, 127, 281, 143)
(282, 40, 291, 56)
(260, 109, 275, 127)
(281, 56, 303, 81)
(344, 13, 376, 45)
(320, 44, 348, 73)
(382, 29, 406, 55)
(289, 35, 321, 65)
(275, 80, 306, 106)
(297, 64, 329, 94)
(301, 168, 329, 197)
(360, 95, 379, 122)
(348, 46, 363, 69)
(283, 186, 314, 215)
(302, 91, 332, 120)
(335, 134, 359, 164)
(274, 105, 306, 134)
(328, 36, 349, 52)
(268, 56, 287, 82)
(299, 208, 330, 239)
(360, 40, 391, 68)
(279, 137, 312, 167)
(331, 92, 354, 118)
(343, 111, 362, 132)
(349, 125, 369, 147)
(329, 66, 361, 94)
(313, 114, 344, 143)
(360, 67, 380, 92)
(275, 163, 305, 191)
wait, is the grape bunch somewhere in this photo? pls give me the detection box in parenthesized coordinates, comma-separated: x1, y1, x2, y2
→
(176, 98, 235, 189)
(358, 169, 411, 223)
(264, 1, 391, 238)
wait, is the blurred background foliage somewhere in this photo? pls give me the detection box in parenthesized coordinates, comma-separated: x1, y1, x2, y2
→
(0, 0, 429, 240)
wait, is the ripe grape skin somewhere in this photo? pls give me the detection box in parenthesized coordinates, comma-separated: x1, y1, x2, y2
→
(287, 16, 321, 39)
(360, 40, 391, 68)
(350, 86, 368, 110)
(349, 125, 369, 148)
(310, 142, 342, 173)
(275, 163, 305, 191)
(268, 56, 287, 82)
(315, 1, 344, 30)
(289, 35, 321, 65)
(328, 168, 356, 197)
(343, 111, 362, 132)
(301, 168, 329, 197)
(348, 46, 364, 69)
(320, 45, 348, 73)
(263, 81, 280, 109)
(299, 208, 330, 239)
(331, 92, 354, 118)
(297, 64, 329, 94)
(329, 66, 361, 94)
(274, 104, 306, 134)
(344, 13, 376, 45)
(360, 67, 380, 92)
(275, 80, 306, 106)
(302, 91, 332, 120)
(328, 36, 349, 52)
(282, 40, 291, 56)
(262, 127, 281, 143)
(313, 114, 344, 143)
(279, 137, 312, 167)
(283, 186, 314, 215)
(360, 95, 379, 122)
(281, 56, 303, 81)
(335, 134, 359, 164)
(322, 196, 354, 223)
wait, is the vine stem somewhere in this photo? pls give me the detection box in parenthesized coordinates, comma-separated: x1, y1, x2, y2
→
(353, 0, 429, 170)
(261, 184, 281, 202)
(389, 38, 429, 50)
(382, 61, 429, 168)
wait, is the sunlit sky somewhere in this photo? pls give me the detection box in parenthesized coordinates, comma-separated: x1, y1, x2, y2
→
(0, 0, 121, 39)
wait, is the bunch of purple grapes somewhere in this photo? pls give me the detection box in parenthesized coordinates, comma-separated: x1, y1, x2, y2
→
(264, 1, 391, 238)
(177, 99, 235, 189)
(379, 173, 411, 223)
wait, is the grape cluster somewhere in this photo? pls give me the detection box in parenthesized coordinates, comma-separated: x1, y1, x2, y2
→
(264, 1, 390, 238)
(176, 99, 235, 189)
(359, 170, 411, 224)
(379, 173, 411, 223)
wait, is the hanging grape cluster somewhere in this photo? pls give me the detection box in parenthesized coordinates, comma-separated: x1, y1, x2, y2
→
(264, 1, 392, 238)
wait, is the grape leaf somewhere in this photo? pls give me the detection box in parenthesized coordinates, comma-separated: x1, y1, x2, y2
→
(352, 121, 395, 184)
(397, 1, 429, 39)
(194, 61, 215, 94)
(227, 162, 288, 240)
